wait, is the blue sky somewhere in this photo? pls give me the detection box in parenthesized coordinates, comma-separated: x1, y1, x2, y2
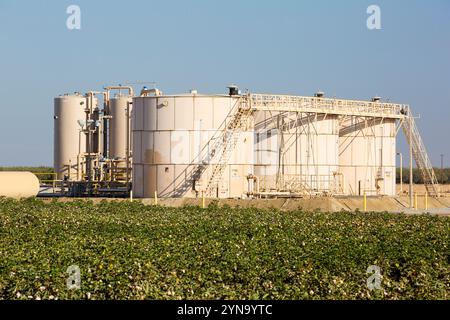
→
(0, 0, 449, 166)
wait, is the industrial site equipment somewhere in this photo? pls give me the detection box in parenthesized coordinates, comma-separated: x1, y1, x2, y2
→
(52, 85, 440, 199)
(53, 86, 134, 196)
(0, 172, 40, 198)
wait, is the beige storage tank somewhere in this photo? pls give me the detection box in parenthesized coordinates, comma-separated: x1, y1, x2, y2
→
(0, 172, 40, 198)
(54, 94, 86, 180)
(109, 95, 133, 161)
(254, 111, 340, 194)
(339, 117, 396, 196)
(132, 93, 254, 198)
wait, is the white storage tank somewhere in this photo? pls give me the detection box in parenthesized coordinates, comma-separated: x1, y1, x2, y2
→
(54, 94, 87, 180)
(132, 92, 254, 198)
(254, 111, 340, 194)
(0, 172, 40, 198)
(109, 95, 133, 161)
(339, 117, 396, 196)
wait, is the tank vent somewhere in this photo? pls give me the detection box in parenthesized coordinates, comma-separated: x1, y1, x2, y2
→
(372, 96, 381, 102)
(314, 91, 325, 98)
(227, 85, 239, 96)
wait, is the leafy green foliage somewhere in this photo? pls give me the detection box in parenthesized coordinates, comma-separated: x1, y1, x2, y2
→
(0, 198, 448, 300)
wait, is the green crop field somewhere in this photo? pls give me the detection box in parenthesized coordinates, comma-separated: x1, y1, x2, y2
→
(0, 198, 448, 300)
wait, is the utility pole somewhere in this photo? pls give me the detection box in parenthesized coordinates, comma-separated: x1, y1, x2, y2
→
(397, 152, 403, 195)
(409, 117, 413, 209)
(441, 154, 444, 183)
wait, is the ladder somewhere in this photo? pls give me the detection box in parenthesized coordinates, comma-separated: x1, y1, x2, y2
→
(402, 110, 440, 196)
(205, 98, 253, 197)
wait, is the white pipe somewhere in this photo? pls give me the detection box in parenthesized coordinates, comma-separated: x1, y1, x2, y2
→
(247, 177, 253, 195)
(68, 159, 71, 180)
(247, 174, 260, 196)
(140, 88, 162, 97)
(86, 91, 105, 112)
(126, 101, 131, 186)
(104, 86, 134, 97)
(255, 176, 260, 194)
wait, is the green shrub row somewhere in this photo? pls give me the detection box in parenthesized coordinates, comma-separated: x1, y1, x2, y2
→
(0, 198, 448, 300)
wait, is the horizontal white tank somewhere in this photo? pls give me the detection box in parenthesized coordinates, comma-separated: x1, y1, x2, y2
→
(339, 118, 396, 196)
(0, 172, 40, 198)
(54, 94, 87, 180)
(254, 111, 340, 193)
(132, 94, 254, 198)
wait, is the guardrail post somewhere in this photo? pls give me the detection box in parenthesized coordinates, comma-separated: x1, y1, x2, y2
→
(202, 191, 206, 209)
(363, 192, 367, 212)
(414, 193, 418, 210)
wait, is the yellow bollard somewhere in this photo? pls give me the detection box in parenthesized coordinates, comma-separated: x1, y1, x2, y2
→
(425, 192, 428, 211)
(363, 192, 367, 212)
(414, 193, 418, 210)
(154, 191, 158, 206)
(202, 192, 206, 209)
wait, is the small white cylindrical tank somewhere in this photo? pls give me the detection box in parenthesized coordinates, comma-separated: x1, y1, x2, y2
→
(132, 93, 254, 198)
(0, 172, 40, 198)
(109, 95, 133, 161)
(54, 94, 87, 180)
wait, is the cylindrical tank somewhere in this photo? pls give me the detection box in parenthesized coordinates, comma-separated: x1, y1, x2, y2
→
(109, 95, 133, 161)
(0, 172, 40, 198)
(338, 117, 396, 196)
(54, 94, 87, 180)
(254, 111, 340, 194)
(132, 94, 254, 198)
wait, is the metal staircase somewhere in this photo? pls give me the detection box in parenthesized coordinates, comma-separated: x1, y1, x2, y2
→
(204, 98, 253, 197)
(402, 110, 440, 196)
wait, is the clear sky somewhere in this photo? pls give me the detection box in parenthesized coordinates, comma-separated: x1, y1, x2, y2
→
(0, 0, 449, 167)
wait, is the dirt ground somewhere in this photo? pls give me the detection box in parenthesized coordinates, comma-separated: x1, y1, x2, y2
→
(35, 184, 450, 216)
(396, 184, 450, 196)
(40, 194, 450, 216)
